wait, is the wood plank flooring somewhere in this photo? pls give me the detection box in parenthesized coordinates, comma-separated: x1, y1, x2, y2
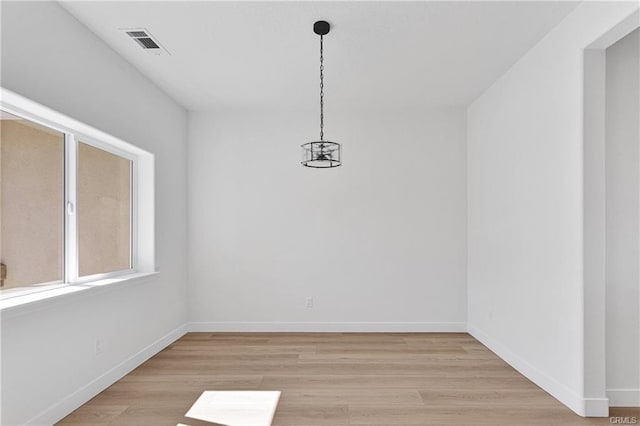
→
(57, 333, 639, 425)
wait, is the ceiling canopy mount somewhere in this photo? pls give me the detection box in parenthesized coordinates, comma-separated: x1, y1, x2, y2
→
(313, 20, 330, 36)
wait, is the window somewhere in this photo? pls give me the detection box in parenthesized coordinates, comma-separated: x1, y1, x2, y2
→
(78, 142, 132, 277)
(0, 89, 154, 303)
(0, 111, 65, 288)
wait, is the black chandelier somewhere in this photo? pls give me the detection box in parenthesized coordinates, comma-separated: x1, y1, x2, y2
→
(301, 20, 341, 168)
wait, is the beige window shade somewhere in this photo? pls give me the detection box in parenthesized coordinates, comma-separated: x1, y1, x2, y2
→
(78, 142, 131, 277)
(0, 113, 64, 288)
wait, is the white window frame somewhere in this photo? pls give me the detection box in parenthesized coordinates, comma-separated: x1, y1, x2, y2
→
(68, 133, 137, 284)
(0, 88, 155, 306)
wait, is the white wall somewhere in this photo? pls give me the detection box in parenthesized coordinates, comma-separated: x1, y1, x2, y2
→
(188, 107, 467, 331)
(467, 1, 638, 417)
(0, 2, 188, 425)
(605, 28, 640, 407)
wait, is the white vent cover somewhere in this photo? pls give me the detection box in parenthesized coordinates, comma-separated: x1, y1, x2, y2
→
(122, 28, 169, 56)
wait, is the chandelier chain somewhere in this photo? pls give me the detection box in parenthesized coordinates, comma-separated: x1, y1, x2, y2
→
(320, 34, 324, 141)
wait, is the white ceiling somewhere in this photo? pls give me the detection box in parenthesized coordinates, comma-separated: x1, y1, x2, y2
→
(61, 1, 578, 111)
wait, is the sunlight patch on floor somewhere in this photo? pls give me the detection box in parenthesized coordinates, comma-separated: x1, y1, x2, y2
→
(183, 390, 281, 426)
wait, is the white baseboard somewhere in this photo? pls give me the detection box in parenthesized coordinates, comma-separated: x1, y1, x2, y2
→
(608, 389, 640, 407)
(25, 323, 188, 426)
(467, 324, 608, 417)
(189, 321, 467, 333)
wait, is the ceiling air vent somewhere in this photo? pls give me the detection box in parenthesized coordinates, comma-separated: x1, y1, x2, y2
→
(134, 37, 160, 49)
(123, 28, 169, 56)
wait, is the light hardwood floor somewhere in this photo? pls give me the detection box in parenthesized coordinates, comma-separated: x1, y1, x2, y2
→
(58, 333, 639, 425)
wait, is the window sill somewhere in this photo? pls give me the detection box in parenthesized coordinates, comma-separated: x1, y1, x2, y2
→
(0, 271, 158, 319)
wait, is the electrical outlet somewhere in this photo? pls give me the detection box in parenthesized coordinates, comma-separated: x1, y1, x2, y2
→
(95, 339, 104, 356)
(306, 297, 314, 308)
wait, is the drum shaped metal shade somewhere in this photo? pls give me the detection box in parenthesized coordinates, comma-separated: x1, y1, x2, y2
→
(301, 141, 341, 168)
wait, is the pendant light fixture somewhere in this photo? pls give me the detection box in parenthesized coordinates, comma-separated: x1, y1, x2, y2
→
(301, 20, 341, 168)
